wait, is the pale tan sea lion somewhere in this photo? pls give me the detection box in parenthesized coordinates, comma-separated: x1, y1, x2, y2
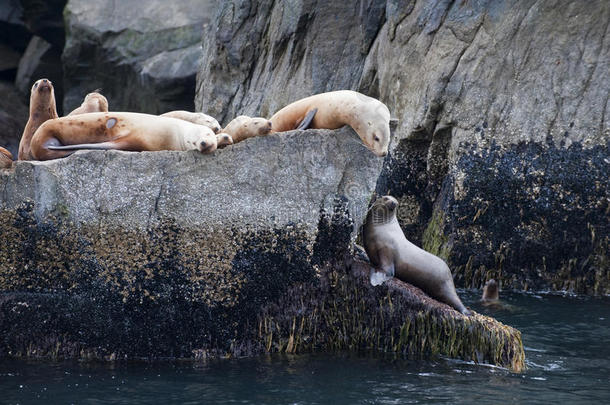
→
(0, 146, 12, 169)
(161, 110, 221, 134)
(270, 90, 391, 157)
(363, 195, 471, 315)
(30, 112, 218, 161)
(222, 115, 272, 144)
(68, 92, 109, 116)
(18, 78, 59, 160)
(216, 132, 233, 148)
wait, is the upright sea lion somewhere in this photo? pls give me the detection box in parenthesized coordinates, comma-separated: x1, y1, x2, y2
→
(30, 112, 218, 161)
(482, 279, 499, 302)
(0, 146, 12, 169)
(18, 78, 58, 160)
(363, 195, 471, 315)
(68, 92, 109, 116)
(161, 111, 221, 134)
(222, 115, 273, 144)
(270, 90, 391, 157)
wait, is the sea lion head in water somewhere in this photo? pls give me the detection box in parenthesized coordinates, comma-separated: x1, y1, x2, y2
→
(222, 115, 273, 144)
(482, 279, 499, 301)
(363, 195, 471, 315)
(68, 91, 108, 116)
(18, 78, 59, 160)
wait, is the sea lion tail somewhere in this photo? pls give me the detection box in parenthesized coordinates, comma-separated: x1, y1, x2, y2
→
(47, 142, 117, 151)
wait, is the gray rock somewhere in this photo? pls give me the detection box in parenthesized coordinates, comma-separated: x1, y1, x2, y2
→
(0, 0, 31, 52)
(0, 127, 525, 370)
(19, 0, 67, 48)
(0, 81, 28, 157)
(62, 0, 219, 114)
(196, 0, 610, 294)
(15, 36, 64, 111)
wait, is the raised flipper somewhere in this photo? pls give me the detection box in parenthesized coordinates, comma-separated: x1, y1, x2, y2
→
(369, 253, 395, 286)
(296, 108, 317, 130)
(47, 141, 118, 151)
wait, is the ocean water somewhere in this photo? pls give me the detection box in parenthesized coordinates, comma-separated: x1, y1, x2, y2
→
(1, 290, 609, 404)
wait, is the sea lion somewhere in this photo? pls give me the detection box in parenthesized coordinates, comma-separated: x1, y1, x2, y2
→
(68, 92, 109, 116)
(216, 132, 233, 149)
(18, 78, 59, 160)
(363, 195, 471, 315)
(30, 112, 218, 161)
(482, 279, 499, 302)
(0, 146, 12, 169)
(222, 115, 273, 144)
(161, 111, 221, 134)
(270, 90, 391, 157)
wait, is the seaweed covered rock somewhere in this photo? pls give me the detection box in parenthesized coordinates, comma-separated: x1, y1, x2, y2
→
(0, 127, 524, 370)
(62, 0, 219, 114)
(196, 0, 609, 294)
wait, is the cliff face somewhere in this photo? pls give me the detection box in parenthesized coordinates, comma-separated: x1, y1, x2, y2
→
(196, 0, 609, 294)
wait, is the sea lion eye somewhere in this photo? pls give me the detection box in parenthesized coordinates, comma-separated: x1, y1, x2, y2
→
(374, 135, 380, 142)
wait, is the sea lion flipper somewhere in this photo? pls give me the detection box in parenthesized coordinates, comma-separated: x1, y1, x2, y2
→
(47, 141, 118, 151)
(296, 108, 317, 130)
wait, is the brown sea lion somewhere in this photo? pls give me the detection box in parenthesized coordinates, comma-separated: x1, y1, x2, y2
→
(161, 111, 221, 134)
(363, 195, 471, 315)
(222, 115, 273, 144)
(482, 279, 499, 302)
(18, 78, 58, 160)
(68, 92, 109, 116)
(0, 146, 12, 169)
(30, 112, 218, 161)
(270, 90, 391, 157)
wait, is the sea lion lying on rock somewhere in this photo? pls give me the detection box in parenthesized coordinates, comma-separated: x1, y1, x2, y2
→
(270, 90, 391, 157)
(363, 195, 471, 315)
(68, 92, 109, 116)
(221, 115, 273, 144)
(0, 147, 12, 169)
(161, 110, 221, 134)
(30, 112, 218, 160)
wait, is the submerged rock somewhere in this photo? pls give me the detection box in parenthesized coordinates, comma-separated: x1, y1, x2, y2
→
(196, 0, 609, 294)
(0, 128, 524, 370)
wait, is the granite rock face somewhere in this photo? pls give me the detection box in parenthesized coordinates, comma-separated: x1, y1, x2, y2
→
(196, 0, 609, 294)
(62, 0, 219, 114)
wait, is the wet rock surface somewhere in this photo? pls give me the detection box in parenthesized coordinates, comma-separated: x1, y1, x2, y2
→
(197, 0, 609, 294)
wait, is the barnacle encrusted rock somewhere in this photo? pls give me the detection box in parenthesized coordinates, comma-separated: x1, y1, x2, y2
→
(0, 128, 524, 370)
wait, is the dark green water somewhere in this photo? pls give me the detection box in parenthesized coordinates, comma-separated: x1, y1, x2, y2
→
(1, 290, 609, 404)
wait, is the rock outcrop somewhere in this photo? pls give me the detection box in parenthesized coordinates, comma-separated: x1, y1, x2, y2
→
(0, 81, 28, 157)
(0, 128, 524, 370)
(62, 0, 219, 114)
(196, 0, 609, 294)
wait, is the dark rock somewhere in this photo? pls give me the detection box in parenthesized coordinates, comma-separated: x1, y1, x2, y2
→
(19, 0, 67, 48)
(0, 81, 28, 157)
(15, 36, 63, 113)
(62, 0, 218, 114)
(0, 0, 31, 52)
